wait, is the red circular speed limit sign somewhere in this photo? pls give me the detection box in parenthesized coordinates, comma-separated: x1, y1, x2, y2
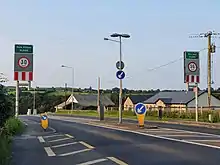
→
(18, 56, 30, 68)
(188, 62, 197, 72)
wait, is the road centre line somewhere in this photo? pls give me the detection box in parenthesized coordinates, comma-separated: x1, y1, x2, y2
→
(58, 148, 91, 157)
(107, 157, 128, 165)
(44, 147, 56, 157)
(61, 119, 220, 150)
(79, 141, 95, 149)
(38, 136, 45, 143)
(48, 137, 72, 143)
(51, 142, 78, 148)
(76, 158, 108, 165)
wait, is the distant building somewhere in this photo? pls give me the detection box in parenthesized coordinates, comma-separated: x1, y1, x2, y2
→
(55, 94, 115, 111)
(124, 94, 154, 111)
(144, 91, 220, 111)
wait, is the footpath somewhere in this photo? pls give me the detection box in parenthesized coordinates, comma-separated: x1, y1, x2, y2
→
(11, 118, 56, 165)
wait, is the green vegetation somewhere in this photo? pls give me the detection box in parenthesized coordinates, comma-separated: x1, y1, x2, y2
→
(56, 110, 220, 123)
(0, 117, 24, 165)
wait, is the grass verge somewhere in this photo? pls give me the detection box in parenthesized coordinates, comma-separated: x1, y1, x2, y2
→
(0, 117, 25, 165)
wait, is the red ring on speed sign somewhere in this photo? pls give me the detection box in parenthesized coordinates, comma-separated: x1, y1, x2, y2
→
(188, 62, 197, 72)
(17, 56, 30, 68)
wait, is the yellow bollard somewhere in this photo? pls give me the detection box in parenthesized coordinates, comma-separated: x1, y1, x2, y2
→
(134, 103, 147, 128)
(40, 113, 48, 131)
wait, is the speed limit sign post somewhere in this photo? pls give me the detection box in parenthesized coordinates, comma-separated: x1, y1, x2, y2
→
(14, 44, 34, 118)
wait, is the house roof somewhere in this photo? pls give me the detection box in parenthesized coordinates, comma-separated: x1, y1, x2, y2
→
(144, 91, 205, 104)
(128, 94, 154, 104)
(73, 94, 115, 107)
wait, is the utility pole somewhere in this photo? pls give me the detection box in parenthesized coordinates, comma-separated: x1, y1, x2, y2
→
(190, 31, 219, 109)
(64, 83, 67, 110)
(97, 77, 100, 113)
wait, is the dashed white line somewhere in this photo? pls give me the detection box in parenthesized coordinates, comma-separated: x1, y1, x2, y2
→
(44, 147, 56, 156)
(51, 142, 78, 148)
(38, 136, 45, 143)
(79, 141, 95, 149)
(58, 148, 91, 157)
(48, 137, 72, 143)
(107, 157, 128, 165)
(65, 134, 74, 138)
(44, 134, 64, 138)
(76, 158, 108, 165)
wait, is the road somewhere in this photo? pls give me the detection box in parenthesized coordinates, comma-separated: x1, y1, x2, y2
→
(13, 115, 220, 165)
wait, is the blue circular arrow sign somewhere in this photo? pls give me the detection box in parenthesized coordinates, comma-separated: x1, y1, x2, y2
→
(116, 70, 125, 79)
(41, 115, 47, 120)
(135, 103, 147, 115)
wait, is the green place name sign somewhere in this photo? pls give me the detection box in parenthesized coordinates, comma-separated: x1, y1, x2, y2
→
(15, 44, 33, 53)
(185, 51, 199, 59)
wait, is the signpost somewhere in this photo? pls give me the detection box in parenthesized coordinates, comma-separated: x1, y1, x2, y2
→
(14, 44, 34, 117)
(116, 70, 125, 80)
(40, 113, 48, 131)
(184, 51, 200, 83)
(134, 103, 147, 128)
(184, 51, 200, 122)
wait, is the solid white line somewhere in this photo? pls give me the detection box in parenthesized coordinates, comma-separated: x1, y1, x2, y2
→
(65, 120, 220, 150)
(190, 139, 220, 142)
(58, 148, 91, 157)
(51, 142, 78, 148)
(44, 134, 63, 138)
(48, 137, 72, 143)
(44, 147, 56, 156)
(38, 136, 45, 143)
(79, 141, 95, 149)
(76, 158, 107, 165)
(48, 127, 56, 133)
(160, 135, 212, 137)
(107, 157, 128, 165)
(65, 134, 74, 138)
(49, 117, 220, 149)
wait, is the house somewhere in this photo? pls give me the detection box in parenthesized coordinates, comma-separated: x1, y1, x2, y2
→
(55, 94, 115, 111)
(144, 91, 220, 111)
(124, 94, 154, 111)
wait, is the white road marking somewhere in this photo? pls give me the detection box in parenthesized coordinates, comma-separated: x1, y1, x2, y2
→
(43, 134, 63, 138)
(79, 141, 95, 149)
(44, 147, 56, 156)
(76, 158, 107, 165)
(48, 137, 72, 143)
(51, 142, 78, 148)
(38, 136, 45, 143)
(58, 148, 91, 157)
(48, 127, 57, 133)
(107, 157, 128, 165)
(190, 139, 220, 142)
(65, 134, 74, 138)
(161, 135, 212, 137)
(63, 119, 220, 150)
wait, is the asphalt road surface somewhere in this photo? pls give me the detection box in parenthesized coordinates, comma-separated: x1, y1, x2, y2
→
(13, 115, 220, 165)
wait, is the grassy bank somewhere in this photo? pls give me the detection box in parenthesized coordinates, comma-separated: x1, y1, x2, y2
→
(0, 117, 25, 165)
(55, 110, 220, 123)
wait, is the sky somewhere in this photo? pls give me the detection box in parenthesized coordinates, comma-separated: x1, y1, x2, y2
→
(0, 0, 220, 90)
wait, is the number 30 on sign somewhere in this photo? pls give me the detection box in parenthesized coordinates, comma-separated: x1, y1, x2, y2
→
(18, 57, 30, 68)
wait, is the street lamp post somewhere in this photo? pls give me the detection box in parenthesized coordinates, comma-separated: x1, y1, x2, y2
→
(61, 65, 74, 111)
(104, 33, 130, 124)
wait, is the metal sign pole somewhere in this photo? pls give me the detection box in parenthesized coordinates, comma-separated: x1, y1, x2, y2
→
(195, 83, 198, 122)
(15, 80, 19, 117)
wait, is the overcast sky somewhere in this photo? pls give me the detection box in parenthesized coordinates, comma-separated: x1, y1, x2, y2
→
(0, 0, 220, 90)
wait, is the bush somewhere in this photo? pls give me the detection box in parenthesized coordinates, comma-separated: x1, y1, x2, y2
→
(0, 117, 24, 165)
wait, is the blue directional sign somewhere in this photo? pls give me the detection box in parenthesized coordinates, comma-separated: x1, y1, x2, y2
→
(135, 103, 147, 115)
(41, 115, 47, 120)
(116, 70, 125, 79)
